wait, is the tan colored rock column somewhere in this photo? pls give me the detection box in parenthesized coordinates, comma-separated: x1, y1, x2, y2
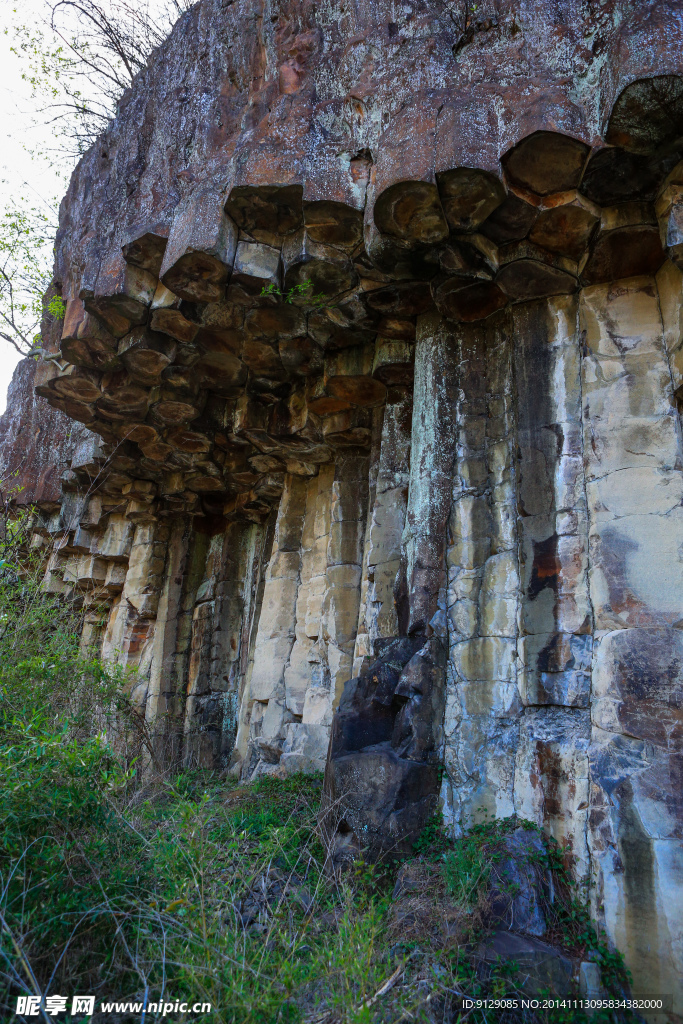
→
(274, 470, 331, 772)
(353, 390, 412, 675)
(322, 452, 369, 704)
(288, 468, 333, 720)
(278, 454, 369, 773)
(144, 514, 194, 766)
(239, 475, 308, 776)
(183, 520, 266, 767)
(512, 296, 592, 882)
(442, 311, 522, 831)
(581, 275, 683, 1014)
(101, 519, 168, 708)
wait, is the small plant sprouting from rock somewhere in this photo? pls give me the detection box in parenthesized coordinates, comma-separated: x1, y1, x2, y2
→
(260, 279, 329, 307)
(46, 294, 66, 320)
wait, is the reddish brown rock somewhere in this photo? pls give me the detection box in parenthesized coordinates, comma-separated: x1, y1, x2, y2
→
(0, 358, 93, 506)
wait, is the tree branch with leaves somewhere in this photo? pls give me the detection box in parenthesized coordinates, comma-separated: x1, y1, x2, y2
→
(0, 197, 62, 357)
(1, 0, 193, 365)
(10, 0, 195, 159)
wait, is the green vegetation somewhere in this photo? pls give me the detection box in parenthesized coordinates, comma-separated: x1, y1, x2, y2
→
(0, 197, 56, 355)
(46, 294, 66, 320)
(0, 499, 632, 1023)
(9, 1, 194, 159)
(260, 280, 329, 307)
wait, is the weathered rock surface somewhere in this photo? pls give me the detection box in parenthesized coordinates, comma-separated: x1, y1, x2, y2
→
(0, 358, 94, 507)
(1, 0, 683, 1016)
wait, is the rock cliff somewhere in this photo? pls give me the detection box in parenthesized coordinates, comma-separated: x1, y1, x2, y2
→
(3, 0, 683, 1014)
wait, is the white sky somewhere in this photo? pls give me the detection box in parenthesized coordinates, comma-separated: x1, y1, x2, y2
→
(0, 0, 71, 413)
(0, 0, 180, 415)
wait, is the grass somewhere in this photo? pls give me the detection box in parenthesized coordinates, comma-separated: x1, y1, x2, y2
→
(0, 495, 634, 1024)
(1, 766, 636, 1024)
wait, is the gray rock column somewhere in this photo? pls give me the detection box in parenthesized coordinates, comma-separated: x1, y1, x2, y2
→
(183, 520, 265, 767)
(442, 296, 594, 888)
(397, 313, 458, 636)
(581, 275, 683, 1012)
(442, 310, 522, 831)
(353, 389, 412, 673)
(512, 296, 592, 884)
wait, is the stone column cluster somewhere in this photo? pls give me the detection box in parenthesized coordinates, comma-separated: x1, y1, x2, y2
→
(6, 247, 681, 1021)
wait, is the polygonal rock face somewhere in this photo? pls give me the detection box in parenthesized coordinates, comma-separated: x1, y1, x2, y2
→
(528, 192, 600, 259)
(606, 74, 683, 154)
(374, 181, 449, 243)
(45, 106, 683, 525)
(224, 186, 303, 248)
(436, 168, 506, 232)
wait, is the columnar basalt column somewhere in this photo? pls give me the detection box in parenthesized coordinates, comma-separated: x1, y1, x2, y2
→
(101, 520, 168, 705)
(239, 453, 372, 777)
(580, 274, 683, 1008)
(397, 314, 458, 638)
(353, 391, 412, 676)
(512, 296, 593, 883)
(324, 316, 457, 860)
(239, 474, 309, 777)
(145, 514, 194, 765)
(286, 468, 336, 746)
(182, 520, 265, 766)
(442, 310, 522, 831)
